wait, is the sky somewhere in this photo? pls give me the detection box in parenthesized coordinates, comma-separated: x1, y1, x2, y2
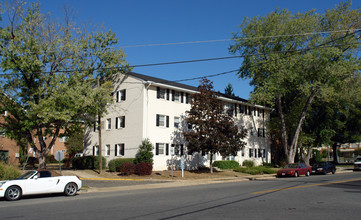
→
(27, 0, 360, 99)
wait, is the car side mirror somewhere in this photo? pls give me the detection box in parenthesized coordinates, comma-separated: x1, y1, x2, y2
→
(34, 175, 38, 180)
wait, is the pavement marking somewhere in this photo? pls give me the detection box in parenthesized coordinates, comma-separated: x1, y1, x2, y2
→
(251, 178, 361, 194)
(80, 177, 144, 181)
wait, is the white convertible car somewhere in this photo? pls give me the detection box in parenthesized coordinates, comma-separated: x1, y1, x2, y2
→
(0, 170, 82, 201)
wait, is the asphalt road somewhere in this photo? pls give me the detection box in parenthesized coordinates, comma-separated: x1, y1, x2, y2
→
(1, 172, 360, 219)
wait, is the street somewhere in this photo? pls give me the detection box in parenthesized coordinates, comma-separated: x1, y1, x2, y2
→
(1, 172, 360, 219)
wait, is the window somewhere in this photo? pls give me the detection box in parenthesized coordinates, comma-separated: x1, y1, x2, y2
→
(258, 149, 263, 158)
(258, 128, 265, 137)
(254, 107, 257, 116)
(105, 145, 110, 156)
(241, 149, 245, 157)
(116, 116, 125, 129)
(93, 145, 99, 156)
(248, 106, 252, 115)
(1, 111, 7, 117)
(0, 127, 5, 137)
(155, 143, 169, 155)
(225, 103, 233, 115)
(106, 118, 111, 130)
(59, 136, 68, 142)
(239, 104, 245, 114)
(157, 87, 168, 99)
(116, 89, 126, 102)
(263, 149, 266, 158)
(173, 144, 184, 156)
(250, 127, 254, 136)
(254, 148, 258, 158)
(249, 149, 254, 158)
(172, 90, 180, 102)
(174, 116, 180, 128)
(115, 144, 125, 156)
(156, 114, 169, 127)
(185, 93, 189, 104)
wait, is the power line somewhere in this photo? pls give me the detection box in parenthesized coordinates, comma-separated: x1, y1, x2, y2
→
(0, 41, 360, 77)
(121, 29, 361, 48)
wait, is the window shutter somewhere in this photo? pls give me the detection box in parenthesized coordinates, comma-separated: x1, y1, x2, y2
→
(166, 89, 170, 100)
(172, 90, 175, 101)
(166, 144, 169, 156)
(157, 87, 160, 98)
(181, 92, 184, 103)
(116, 91, 119, 102)
(156, 114, 160, 126)
(186, 93, 189, 104)
(93, 146, 95, 156)
(115, 144, 118, 156)
(122, 90, 126, 101)
(180, 145, 184, 156)
(121, 116, 125, 128)
(166, 116, 169, 127)
(156, 143, 159, 155)
(115, 117, 118, 129)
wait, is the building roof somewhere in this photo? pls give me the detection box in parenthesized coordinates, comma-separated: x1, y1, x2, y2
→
(127, 72, 249, 103)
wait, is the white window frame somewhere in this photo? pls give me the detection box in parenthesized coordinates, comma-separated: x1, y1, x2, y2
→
(173, 91, 180, 102)
(115, 143, 125, 156)
(106, 118, 111, 130)
(94, 145, 99, 156)
(105, 145, 110, 156)
(157, 143, 165, 155)
(116, 89, 126, 102)
(116, 116, 125, 129)
(157, 87, 166, 99)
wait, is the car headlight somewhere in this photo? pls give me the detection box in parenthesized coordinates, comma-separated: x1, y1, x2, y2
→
(317, 168, 323, 171)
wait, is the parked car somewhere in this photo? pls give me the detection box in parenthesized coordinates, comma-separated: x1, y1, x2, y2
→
(0, 170, 82, 201)
(312, 161, 336, 175)
(276, 163, 312, 177)
(354, 157, 361, 171)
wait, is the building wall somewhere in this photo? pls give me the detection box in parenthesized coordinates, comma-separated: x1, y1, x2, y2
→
(84, 74, 271, 170)
(84, 75, 145, 161)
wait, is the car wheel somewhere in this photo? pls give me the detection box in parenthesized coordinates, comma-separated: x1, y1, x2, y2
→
(332, 169, 336, 174)
(64, 182, 78, 196)
(323, 170, 327, 175)
(5, 186, 22, 201)
(306, 171, 310, 176)
(294, 172, 298, 177)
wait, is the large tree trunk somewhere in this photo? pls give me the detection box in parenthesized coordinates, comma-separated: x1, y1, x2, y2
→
(333, 143, 339, 164)
(277, 97, 291, 163)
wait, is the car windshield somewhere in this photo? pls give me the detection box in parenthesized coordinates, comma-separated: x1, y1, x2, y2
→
(16, 171, 36, 179)
(313, 162, 326, 168)
(284, 164, 298, 168)
(356, 158, 361, 162)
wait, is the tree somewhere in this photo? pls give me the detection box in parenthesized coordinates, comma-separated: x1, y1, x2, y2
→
(183, 78, 246, 173)
(64, 127, 84, 158)
(0, 2, 130, 169)
(229, 1, 361, 164)
(224, 83, 235, 96)
(134, 139, 154, 164)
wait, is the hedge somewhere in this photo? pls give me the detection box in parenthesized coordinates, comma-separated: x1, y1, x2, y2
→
(72, 156, 106, 170)
(0, 162, 21, 180)
(119, 163, 136, 175)
(242, 160, 255, 168)
(108, 158, 135, 172)
(135, 162, 153, 176)
(233, 166, 277, 175)
(213, 160, 240, 169)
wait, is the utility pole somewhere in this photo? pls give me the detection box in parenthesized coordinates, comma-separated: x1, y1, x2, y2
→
(97, 78, 103, 174)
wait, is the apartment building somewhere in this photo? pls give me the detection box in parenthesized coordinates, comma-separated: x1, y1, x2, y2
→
(84, 72, 272, 170)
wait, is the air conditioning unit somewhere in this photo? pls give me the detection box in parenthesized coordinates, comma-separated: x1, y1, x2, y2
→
(15, 153, 19, 157)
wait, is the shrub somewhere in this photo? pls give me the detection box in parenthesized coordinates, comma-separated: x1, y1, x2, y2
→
(135, 162, 153, 176)
(213, 160, 240, 169)
(119, 163, 136, 175)
(72, 156, 106, 170)
(134, 139, 154, 164)
(0, 162, 21, 180)
(46, 154, 57, 163)
(242, 160, 255, 167)
(234, 166, 277, 175)
(108, 158, 135, 172)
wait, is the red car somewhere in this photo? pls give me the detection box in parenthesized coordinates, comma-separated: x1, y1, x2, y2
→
(277, 163, 311, 177)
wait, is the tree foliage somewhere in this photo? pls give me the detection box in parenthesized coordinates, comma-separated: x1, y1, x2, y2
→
(134, 139, 154, 164)
(183, 78, 246, 173)
(230, 1, 361, 163)
(0, 2, 130, 169)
